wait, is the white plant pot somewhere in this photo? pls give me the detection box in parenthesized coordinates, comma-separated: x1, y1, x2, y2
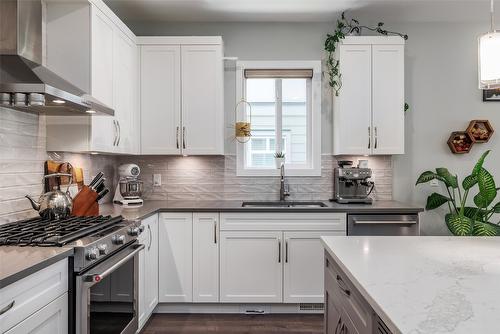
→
(275, 157, 285, 169)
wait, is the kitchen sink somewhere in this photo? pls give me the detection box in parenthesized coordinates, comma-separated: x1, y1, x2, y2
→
(241, 201, 328, 208)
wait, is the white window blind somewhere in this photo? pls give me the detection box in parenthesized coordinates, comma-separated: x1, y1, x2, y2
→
(244, 69, 313, 79)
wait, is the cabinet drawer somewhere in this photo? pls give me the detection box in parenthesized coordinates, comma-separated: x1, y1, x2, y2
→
(325, 253, 372, 334)
(220, 212, 346, 231)
(0, 259, 68, 333)
(5, 293, 68, 334)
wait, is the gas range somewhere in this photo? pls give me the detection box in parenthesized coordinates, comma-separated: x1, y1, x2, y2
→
(0, 215, 143, 271)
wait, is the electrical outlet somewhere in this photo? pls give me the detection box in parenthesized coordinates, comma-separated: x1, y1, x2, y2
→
(430, 179, 439, 187)
(153, 174, 162, 187)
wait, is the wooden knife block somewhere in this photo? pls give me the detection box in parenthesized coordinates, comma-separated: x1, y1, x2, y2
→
(72, 186, 99, 217)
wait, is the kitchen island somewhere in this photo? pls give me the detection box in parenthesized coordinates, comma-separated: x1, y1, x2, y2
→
(321, 236, 500, 334)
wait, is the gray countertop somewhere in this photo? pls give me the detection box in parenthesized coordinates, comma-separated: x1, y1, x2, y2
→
(99, 199, 424, 221)
(0, 199, 422, 289)
(0, 246, 73, 289)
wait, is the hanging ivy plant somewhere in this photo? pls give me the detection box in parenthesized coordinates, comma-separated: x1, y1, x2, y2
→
(325, 12, 409, 96)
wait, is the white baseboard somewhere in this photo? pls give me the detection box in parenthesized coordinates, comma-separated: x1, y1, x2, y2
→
(153, 303, 324, 314)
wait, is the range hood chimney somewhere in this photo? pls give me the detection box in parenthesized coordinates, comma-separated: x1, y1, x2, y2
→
(0, 0, 114, 116)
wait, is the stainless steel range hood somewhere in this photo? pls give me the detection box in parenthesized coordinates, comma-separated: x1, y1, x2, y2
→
(0, 0, 114, 116)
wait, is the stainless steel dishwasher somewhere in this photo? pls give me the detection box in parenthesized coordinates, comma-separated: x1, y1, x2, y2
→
(347, 214, 420, 236)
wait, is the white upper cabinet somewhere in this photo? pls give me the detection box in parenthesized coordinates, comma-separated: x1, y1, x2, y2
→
(113, 27, 140, 154)
(140, 45, 181, 154)
(45, 0, 139, 154)
(371, 44, 405, 155)
(333, 44, 372, 156)
(139, 37, 224, 155)
(181, 45, 224, 155)
(333, 36, 405, 156)
(91, 7, 114, 107)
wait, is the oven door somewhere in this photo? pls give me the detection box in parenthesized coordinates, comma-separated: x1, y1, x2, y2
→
(76, 242, 144, 334)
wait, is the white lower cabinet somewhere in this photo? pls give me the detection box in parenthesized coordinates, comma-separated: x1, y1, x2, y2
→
(159, 213, 193, 302)
(283, 231, 344, 303)
(138, 214, 159, 330)
(5, 293, 68, 334)
(152, 211, 346, 308)
(193, 213, 219, 302)
(220, 231, 283, 303)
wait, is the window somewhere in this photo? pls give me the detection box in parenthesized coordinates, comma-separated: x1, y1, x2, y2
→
(236, 61, 321, 176)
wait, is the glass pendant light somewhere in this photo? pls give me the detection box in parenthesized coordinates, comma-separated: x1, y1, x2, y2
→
(479, 0, 500, 89)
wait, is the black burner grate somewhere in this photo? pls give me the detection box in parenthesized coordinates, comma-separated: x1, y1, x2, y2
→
(0, 215, 123, 247)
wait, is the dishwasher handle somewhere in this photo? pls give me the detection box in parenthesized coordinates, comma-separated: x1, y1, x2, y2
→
(352, 220, 417, 225)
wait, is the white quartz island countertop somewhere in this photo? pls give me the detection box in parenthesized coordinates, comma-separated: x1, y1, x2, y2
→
(321, 236, 500, 334)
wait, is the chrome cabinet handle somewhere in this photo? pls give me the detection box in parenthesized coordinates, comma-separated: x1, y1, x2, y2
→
(374, 126, 378, 149)
(0, 300, 15, 316)
(334, 317, 342, 334)
(147, 224, 152, 251)
(182, 126, 186, 149)
(285, 240, 289, 263)
(367, 126, 371, 149)
(278, 239, 282, 263)
(176, 126, 180, 149)
(112, 120, 118, 146)
(336, 274, 351, 296)
(117, 120, 121, 146)
(214, 221, 217, 244)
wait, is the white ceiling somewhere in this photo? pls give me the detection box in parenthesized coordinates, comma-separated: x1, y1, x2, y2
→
(103, 0, 497, 23)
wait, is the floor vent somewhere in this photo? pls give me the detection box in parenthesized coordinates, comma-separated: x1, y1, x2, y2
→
(299, 303, 324, 311)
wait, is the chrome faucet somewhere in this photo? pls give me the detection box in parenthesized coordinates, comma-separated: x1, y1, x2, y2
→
(280, 162, 290, 201)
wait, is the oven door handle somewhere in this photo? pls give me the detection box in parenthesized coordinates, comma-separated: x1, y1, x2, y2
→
(84, 244, 145, 284)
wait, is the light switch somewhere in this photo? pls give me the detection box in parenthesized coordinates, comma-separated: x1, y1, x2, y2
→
(430, 179, 439, 187)
(153, 174, 162, 187)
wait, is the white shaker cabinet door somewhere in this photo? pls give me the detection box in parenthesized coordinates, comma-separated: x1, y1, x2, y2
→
(138, 243, 147, 329)
(283, 231, 344, 303)
(90, 6, 116, 153)
(333, 44, 372, 156)
(144, 215, 159, 316)
(138, 214, 159, 330)
(113, 28, 139, 154)
(193, 213, 219, 302)
(5, 293, 68, 334)
(141, 45, 181, 154)
(158, 213, 193, 302)
(220, 231, 283, 303)
(181, 45, 224, 155)
(371, 44, 405, 155)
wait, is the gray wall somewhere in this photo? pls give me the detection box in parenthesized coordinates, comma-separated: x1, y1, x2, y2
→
(128, 20, 500, 235)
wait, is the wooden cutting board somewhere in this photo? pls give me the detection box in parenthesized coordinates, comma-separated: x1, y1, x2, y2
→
(44, 160, 84, 193)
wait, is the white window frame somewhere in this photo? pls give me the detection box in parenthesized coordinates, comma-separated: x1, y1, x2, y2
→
(236, 60, 322, 177)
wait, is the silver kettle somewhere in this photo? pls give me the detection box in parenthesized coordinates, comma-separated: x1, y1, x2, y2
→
(26, 173, 73, 220)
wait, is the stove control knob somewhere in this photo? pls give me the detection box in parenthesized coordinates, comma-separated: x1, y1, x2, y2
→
(86, 248, 99, 261)
(112, 234, 125, 245)
(128, 227, 141, 236)
(97, 244, 108, 255)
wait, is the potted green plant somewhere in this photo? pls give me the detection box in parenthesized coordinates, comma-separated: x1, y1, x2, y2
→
(274, 152, 285, 169)
(416, 150, 500, 236)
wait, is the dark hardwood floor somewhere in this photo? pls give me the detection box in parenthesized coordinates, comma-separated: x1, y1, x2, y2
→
(141, 314, 324, 334)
